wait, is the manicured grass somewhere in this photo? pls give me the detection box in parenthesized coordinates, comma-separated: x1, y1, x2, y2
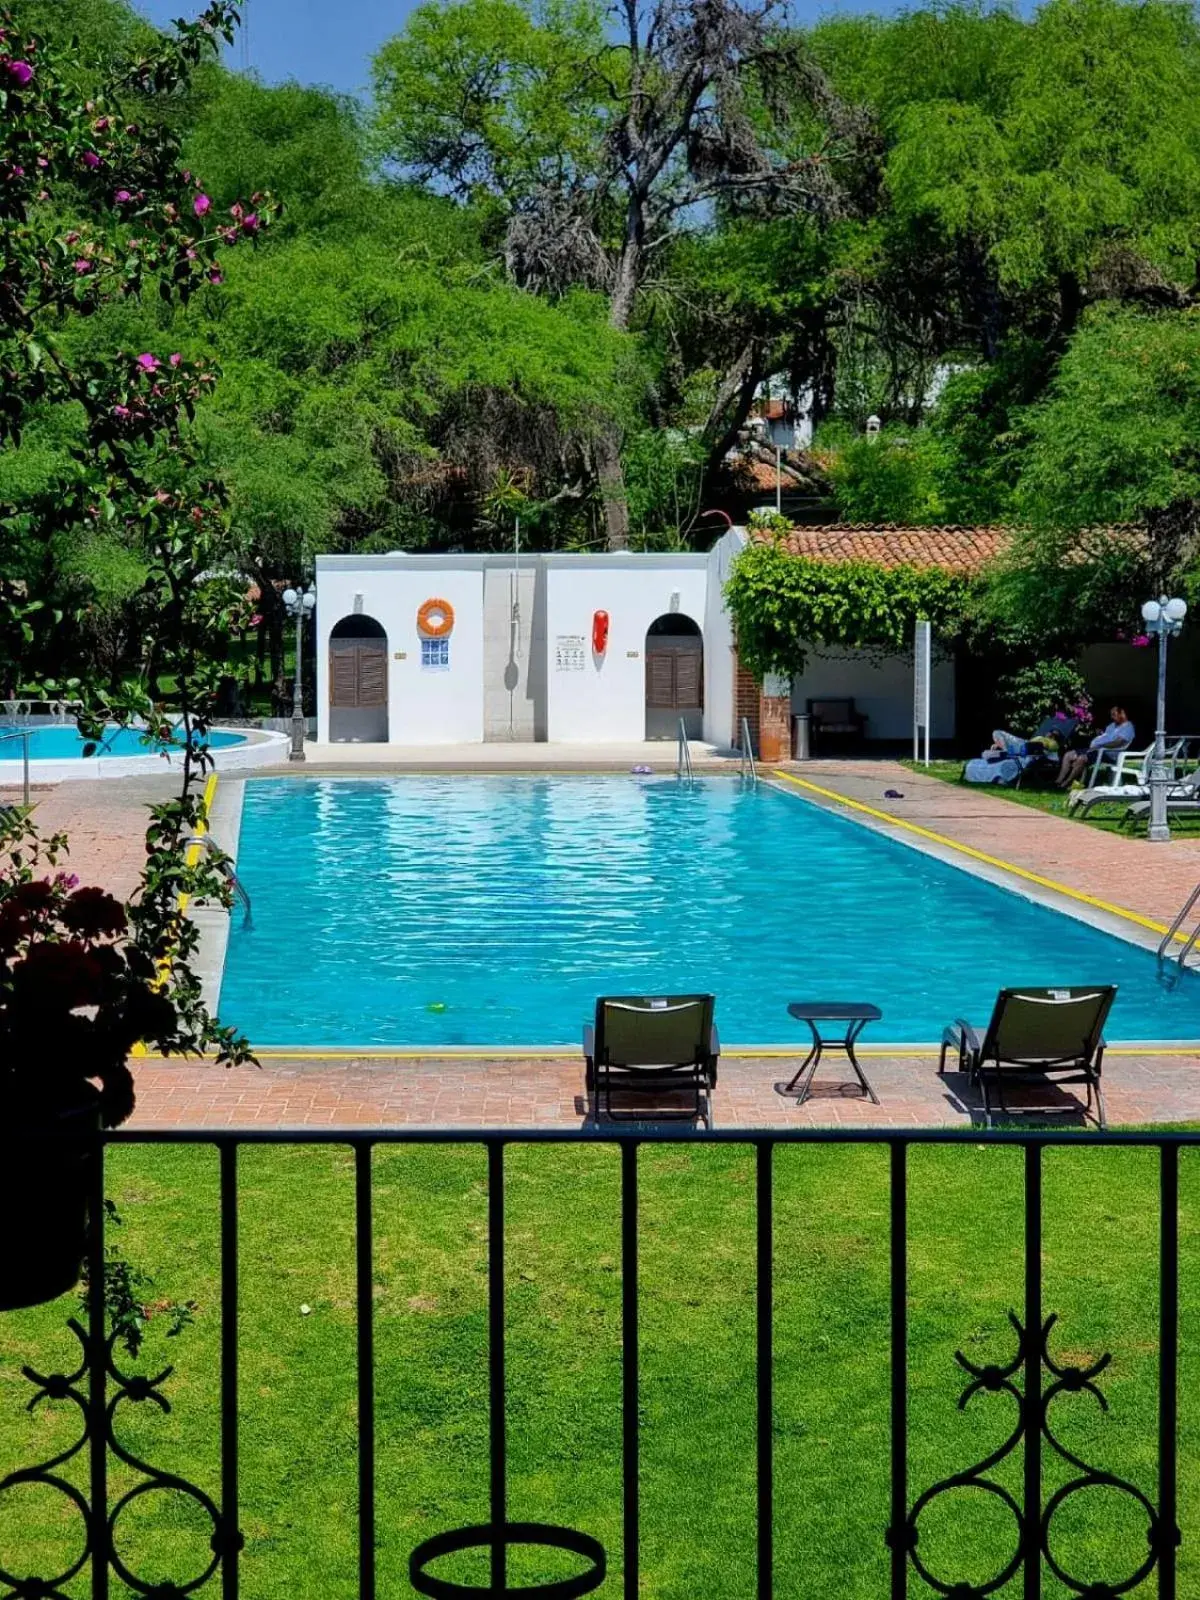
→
(903, 759, 1200, 838)
(2, 1142, 1199, 1596)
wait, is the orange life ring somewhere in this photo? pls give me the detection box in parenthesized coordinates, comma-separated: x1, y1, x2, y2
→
(417, 597, 455, 638)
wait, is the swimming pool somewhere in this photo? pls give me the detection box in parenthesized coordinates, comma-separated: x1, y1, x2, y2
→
(219, 776, 1200, 1047)
(0, 724, 247, 759)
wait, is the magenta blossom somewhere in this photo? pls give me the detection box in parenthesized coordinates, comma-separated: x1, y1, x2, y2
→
(169, 352, 182, 367)
(208, 269, 223, 285)
(135, 352, 160, 372)
(111, 404, 131, 419)
(193, 193, 211, 217)
(114, 188, 132, 204)
(1132, 633, 1151, 648)
(242, 213, 260, 233)
(10, 165, 24, 178)
(93, 116, 109, 131)
(74, 258, 92, 275)
(4, 59, 33, 87)
(81, 151, 101, 170)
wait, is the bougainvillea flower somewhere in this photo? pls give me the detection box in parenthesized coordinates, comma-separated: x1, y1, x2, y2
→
(193, 192, 211, 216)
(135, 352, 159, 371)
(81, 150, 102, 169)
(61, 887, 127, 938)
(4, 60, 33, 86)
(208, 269, 223, 285)
(169, 352, 182, 367)
(1132, 634, 1151, 647)
(242, 213, 259, 232)
(114, 188, 132, 203)
(112, 404, 131, 419)
(74, 258, 93, 274)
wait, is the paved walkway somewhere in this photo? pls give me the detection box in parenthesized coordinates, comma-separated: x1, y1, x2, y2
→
(127, 1050, 1200, 1129)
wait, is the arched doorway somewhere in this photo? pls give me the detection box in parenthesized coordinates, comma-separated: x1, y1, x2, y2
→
(329, 615, 388, 742)
(645, 613, 703, 740)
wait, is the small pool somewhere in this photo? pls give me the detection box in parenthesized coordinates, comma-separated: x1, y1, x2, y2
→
(219, 777, 1200, 1047)
(0, 724, 247, 760)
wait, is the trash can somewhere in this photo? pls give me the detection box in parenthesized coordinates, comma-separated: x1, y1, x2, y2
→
(792, 712, 811, 761)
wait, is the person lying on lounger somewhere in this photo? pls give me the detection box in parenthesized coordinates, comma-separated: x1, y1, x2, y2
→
(1054, 705, 1134, 788)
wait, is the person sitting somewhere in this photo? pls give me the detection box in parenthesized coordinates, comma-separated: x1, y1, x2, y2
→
(1055, 705, 1135, 789)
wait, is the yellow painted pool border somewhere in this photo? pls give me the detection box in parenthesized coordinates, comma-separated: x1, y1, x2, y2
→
(136, 1044, 1199, 1062)
(769, 769, 1177, 940)
(131, 770, 219, 1058)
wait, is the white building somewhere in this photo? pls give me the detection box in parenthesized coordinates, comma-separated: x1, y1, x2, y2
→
(314, 523, 981, 750)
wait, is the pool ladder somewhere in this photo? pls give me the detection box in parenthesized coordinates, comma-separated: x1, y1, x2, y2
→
(189, 832, 253, 926)
(676, 719, 695, 785)
(1158, 881, 1200, 969)
(739, 716, 758, 786)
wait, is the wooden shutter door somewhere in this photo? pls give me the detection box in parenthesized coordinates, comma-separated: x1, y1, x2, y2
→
(356, 643, 387, 706)
(674, 651, 702, 708)
(646, 651, 675, 709)
(330, 642, 359, 707)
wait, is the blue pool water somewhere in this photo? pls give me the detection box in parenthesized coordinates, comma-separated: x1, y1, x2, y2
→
(0, 724, 246, 759)
(219, 777, 1200, 1046)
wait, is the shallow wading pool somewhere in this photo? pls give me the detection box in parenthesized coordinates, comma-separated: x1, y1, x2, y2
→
(218, 776, 1200, 1048)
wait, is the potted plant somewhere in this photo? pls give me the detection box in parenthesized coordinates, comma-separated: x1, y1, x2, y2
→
(0, 813, 177, 1310)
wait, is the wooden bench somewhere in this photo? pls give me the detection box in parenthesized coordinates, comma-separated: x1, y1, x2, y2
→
(807, 697, 868, 747)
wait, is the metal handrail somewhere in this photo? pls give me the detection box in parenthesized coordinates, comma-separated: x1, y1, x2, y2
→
(739, 715, 757, 785)
(1158, 881, 1200, 965)
(189, 832, 252, 925)
(676, 718, 694, 784)
(0, 728, 32, 807)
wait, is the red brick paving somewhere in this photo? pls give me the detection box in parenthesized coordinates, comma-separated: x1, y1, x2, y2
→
(127, 1050, 1200, 1130)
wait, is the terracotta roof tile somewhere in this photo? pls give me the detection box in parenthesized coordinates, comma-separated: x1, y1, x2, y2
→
(749, 522, 1011, 573)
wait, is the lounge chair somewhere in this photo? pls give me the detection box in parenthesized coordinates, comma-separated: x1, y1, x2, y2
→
(964, 716, 1078, 788)
(1124, 763, 1200, 820)
(939, 985, 1116, 1128)
(1068, 740, 1185, 814)
(583, 994, 719, 1126)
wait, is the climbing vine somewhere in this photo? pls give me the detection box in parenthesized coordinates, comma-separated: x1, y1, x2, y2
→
(724, 538, 976, 680)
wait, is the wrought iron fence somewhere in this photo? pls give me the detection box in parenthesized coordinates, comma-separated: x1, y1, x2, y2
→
(0, 1124, 1193, 1599)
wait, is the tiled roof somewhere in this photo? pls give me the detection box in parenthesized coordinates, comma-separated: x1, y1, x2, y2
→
(734, 458, 810, 491)
(749, 522, 1012, 573)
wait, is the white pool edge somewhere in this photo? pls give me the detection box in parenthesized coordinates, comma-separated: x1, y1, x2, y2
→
(3, 725, 288, 781)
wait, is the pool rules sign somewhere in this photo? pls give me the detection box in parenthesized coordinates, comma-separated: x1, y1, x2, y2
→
(913, 619, 932, 765)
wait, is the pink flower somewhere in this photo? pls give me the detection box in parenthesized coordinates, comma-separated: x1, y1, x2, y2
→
(36, 157, 48, 169)
(208, 269, 223, 285)
(112, 404, 130, 419)
(93, 116, 109, 131)
(193, 192, 211, 217)
(4, 60, 33, 87)
(10, 165, 23, 177)
(114, 189, 132, 204)
(135, 352, 159, 372)
(185, 248, 197, 260)
(74, 258, 92, 274)
(170, 352, 182, 367)
(1132, 634, 1151, 648)
(242, 213, 259, 233)
(81, 151, 101, 170)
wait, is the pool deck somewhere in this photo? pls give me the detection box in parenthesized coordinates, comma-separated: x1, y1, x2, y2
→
(6, 755, 1200, 1131)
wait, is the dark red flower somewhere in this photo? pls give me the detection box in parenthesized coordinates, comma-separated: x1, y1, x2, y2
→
(61, 886, 127, 938)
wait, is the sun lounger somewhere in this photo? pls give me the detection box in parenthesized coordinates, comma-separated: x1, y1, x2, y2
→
(583, 994, 718, 1126)
(939, 984, 1116, 1128)
(1069, 741, 1185, 813)
(1123, 764, 1200, 820)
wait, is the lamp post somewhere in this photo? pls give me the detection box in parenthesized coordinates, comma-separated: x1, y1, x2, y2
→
(1141, 593, 1188, 842)
(281, 584, 315, 762)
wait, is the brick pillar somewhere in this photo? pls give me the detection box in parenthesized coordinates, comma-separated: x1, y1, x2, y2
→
(758, 673, 792, 763)
(732, 652, 760, 750)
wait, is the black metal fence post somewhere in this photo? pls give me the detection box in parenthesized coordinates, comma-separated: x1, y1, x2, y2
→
(756, 1142, 774, 1600)
(88, 1142, 109, 1600)
(489, 1141, 508, 1592)
(621, 1140, 639, 1600)
(219, 1143, 241, 1600)
(890, 1140, 908, 1600)
(356, 1142, 377, 1600)
(1159, 1143, 1179, 1600)
(1024, 1142, 1043, 1600)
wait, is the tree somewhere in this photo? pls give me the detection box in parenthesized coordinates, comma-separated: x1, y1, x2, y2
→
(1, 0, 271, 1072)
(374, 0, 870, 546)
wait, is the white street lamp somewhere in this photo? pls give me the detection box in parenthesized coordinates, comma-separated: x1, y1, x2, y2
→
(1141, 594, 1187, 841)
(282, 585, 316, 762)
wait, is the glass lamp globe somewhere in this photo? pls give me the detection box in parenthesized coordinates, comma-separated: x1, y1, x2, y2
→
(1165, 597, 1188, 623)
(302, 591, 316, 612)
(1142, 599, 1162, 623)
(282, 587, 298, 608)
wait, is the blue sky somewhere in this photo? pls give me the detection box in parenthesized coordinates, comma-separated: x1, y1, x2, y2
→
(132, 0, 892, 96)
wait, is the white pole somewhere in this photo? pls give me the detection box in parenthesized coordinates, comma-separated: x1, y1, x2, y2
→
(775, 446, 782, 515)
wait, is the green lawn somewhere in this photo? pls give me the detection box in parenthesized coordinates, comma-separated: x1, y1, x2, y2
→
(903, 760, 1200, 839)
(2, 1142, 1198, 1597)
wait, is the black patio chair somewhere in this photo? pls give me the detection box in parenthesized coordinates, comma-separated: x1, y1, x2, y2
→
(583, 994, 719, 1126)
(1013, 715, 1079, 788)
(939, 985, 1116, 1128)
